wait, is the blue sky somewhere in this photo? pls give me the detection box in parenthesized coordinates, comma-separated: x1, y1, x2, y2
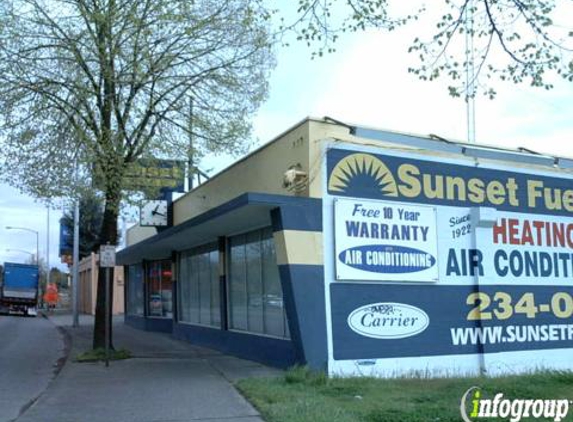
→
(1, 8, 573, 271)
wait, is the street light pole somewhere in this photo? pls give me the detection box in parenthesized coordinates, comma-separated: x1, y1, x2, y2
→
(47, 207, 50, 287)
(72, 199, 80, 327)
(5, 248, 34, 260)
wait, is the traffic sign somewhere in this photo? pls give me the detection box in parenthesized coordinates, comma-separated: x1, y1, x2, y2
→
(99, 245, 116, 268)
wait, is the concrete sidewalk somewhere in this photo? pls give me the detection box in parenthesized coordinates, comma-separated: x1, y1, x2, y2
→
(17, 313, 282, 422)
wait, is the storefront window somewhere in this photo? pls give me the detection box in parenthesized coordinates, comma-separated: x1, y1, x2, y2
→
(229, 227, 289, 339)
(127, 264, 144, 316)
(178, 243, 220, 327)
(146, 260, 173, 318)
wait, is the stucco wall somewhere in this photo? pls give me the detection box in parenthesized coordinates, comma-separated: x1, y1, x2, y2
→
(173, 121, 311, 224)
(78, 253, 124, 315)
(126, 225, 157, 247)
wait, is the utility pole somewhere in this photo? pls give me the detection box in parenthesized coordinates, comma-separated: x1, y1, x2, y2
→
(46, 206, 50, 287)
(72, 192, 80, 327)
(188, 96, 194, 191)
(465, 0, 476, 144)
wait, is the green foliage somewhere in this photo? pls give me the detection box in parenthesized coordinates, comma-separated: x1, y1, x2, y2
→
(0, 0, 275, 201)
(60, 191, 105, 259)
(286, 1, 573, 98)
(49, 267, 69, 288)
(282, 0, 413, 58)
(407, 0, 573, 98)
(0, 0, 275, 349)
(237, 368, 573, 422)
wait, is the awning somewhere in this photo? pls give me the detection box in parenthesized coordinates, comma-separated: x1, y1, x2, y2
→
(117, 192, 317, 265)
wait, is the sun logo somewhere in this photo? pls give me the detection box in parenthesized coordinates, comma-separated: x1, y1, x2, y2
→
(328, 153, 398, 197)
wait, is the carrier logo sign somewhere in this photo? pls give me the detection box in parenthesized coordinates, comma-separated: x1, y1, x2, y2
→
(347, 302, 430, 339)
(334, 198, 438, 281)
(460, 387, 570, 422)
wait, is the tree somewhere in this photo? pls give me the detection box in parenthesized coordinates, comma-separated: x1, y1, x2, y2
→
(0, 0, 273, 349)
(60, 191, 105, 260)
(50, 267, 69, 289)
(287, 0, 573, 97)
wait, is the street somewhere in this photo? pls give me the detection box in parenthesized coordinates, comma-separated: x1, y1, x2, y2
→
(0, 315, 65, 422)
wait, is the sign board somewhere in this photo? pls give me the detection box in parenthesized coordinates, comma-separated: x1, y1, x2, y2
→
(334, 198, 438, 281)
(99, 245, 116, 268)
(59, 218, 73, 256)
(93, 159, 185, 196)
(324, 146, 573, 377)
(123, 159, 185, 193)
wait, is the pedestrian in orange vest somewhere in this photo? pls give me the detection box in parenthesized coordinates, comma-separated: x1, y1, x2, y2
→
(43, 283, 58, 311)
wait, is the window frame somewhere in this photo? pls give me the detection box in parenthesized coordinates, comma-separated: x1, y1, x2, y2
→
(145, 259, 173, 319)
(126, 263, 144, 317)
(226, 226, 290, 340)
(177, 241, 221, 328)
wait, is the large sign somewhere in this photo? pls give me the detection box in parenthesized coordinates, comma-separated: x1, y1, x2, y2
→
(124, 159, 185, 193)
(93, 159, 185, 195)
(334, 199, 438, 282)
(324, 146, 573, 376)
(59, 218, 74, 264)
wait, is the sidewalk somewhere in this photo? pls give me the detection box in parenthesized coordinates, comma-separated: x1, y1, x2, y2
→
(17, 313, 282, 422)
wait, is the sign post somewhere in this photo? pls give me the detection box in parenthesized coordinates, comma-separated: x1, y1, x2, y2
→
(99, 244, 116, 367)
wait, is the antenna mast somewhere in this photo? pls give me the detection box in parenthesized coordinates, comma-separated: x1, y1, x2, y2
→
(465, 0, 476, 144)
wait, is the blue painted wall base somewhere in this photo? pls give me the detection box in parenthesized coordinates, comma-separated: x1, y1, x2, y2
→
(125, 315, 173, 333)
(173, 323, 297, 369)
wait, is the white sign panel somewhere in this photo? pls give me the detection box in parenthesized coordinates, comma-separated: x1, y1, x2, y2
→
(99, 245, 116, 268)
(334, 198, 438, 281)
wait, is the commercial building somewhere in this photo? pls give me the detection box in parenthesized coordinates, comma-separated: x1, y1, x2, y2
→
(118, 117, 573, 376)
(78, 253, 124, 315)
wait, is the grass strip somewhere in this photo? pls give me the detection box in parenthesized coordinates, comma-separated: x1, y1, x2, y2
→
(237, 366, 573, 422)
(75, 348, 132, 362)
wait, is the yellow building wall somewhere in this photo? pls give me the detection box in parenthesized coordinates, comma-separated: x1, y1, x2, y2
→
(126, 225, 157, 247)
(164, 117, 573, 231)
(172, 118, 374, 225)
(307, 120, 355, 198)
(174, 120, 311, 224)
(78, 253, 125, 315)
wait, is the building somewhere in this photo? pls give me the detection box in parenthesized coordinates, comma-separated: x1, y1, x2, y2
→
(118, 117, 573, 376)
(78, 253, 124, 315)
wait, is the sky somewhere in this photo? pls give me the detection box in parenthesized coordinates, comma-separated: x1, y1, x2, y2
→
(1, 3, 573, 272)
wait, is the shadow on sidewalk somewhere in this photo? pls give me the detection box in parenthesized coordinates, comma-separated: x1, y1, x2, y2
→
(48, 312, 283, 382)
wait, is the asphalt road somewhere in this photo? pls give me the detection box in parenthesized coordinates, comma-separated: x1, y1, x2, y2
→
(0, 315, 65, 422)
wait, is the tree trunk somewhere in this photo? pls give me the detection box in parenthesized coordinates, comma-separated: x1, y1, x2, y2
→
(93, 190, 120, 350)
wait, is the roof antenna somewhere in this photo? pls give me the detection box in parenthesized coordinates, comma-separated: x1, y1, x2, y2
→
(323, 116, 356, 135)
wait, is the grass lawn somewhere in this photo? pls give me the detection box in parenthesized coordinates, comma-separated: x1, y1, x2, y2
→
(237, 367, 573, 422)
